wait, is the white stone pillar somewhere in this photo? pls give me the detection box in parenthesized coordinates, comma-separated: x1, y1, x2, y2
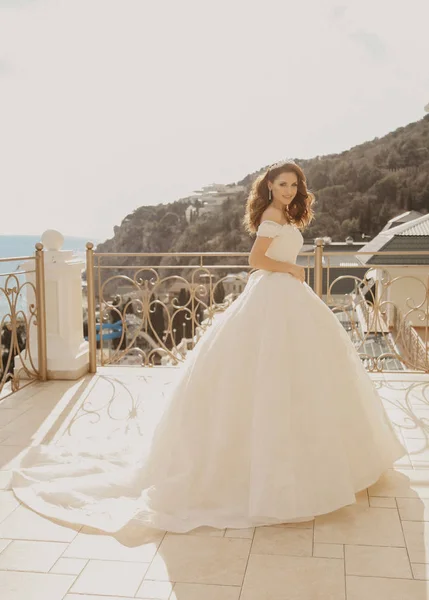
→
(15, 230, 89, 380)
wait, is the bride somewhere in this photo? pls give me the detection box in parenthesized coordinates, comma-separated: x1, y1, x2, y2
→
(11, 159, 405, 533)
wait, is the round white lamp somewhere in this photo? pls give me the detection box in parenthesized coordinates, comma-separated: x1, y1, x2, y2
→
(41, 229, 64, 251)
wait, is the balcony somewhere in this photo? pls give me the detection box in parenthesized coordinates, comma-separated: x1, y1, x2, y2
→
(0, 239, 429, 598)
(1, 368, 429, 599)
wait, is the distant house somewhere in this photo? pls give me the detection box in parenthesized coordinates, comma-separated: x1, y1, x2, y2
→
(296, 213, 429, 307)
(182, 183, 246, 223)
(195, 183, 246, 197)
(222, 271, 249, 300)
(359, 212, 429, 266)
(357, 212, 429, 337)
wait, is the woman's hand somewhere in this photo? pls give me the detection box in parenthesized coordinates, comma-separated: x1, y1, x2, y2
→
(290, 265, 306, 283)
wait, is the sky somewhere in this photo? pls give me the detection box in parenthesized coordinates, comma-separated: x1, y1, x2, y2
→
(1, 0, 428, 242)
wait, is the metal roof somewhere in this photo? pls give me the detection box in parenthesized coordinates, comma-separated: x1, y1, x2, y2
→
(366, 236, 429, 265)
(381, 210, 424, 232)
(398, 220, 429, 236)
(358, 213, 429, 265)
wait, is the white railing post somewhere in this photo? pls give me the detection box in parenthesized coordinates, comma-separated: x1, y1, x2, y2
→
(16, 230, 90, 380)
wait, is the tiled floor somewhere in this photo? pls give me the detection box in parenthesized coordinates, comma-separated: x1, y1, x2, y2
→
(1, 368, 429, 599)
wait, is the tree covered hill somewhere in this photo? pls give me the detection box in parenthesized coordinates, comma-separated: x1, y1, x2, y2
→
(97, 114, 429, 265)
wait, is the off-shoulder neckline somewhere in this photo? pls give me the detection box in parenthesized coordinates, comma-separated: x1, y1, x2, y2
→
(260, 219, 298, 230)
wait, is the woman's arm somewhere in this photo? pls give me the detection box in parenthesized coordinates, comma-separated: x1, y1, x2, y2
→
(249, 236, 302, 278)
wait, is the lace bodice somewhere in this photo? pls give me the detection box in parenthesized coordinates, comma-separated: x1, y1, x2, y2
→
(256, 220, 304, 264)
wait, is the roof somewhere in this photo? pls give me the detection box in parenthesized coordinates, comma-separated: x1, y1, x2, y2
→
(398, 219, 429, 236)
(365, 236, 429, 265)
(359, 213, 429, 265)
(381, 210, 424, 232)
(322, 242, 366, 252)
(299, 242, 366, 267)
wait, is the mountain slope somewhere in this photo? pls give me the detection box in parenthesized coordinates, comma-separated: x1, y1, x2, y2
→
(97, 114, 429, 261)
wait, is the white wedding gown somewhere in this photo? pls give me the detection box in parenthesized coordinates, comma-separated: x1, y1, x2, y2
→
(11, 220, 405, 533)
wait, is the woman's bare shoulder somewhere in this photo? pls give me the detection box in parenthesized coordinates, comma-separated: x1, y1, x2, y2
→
(260, 206, 284, 224)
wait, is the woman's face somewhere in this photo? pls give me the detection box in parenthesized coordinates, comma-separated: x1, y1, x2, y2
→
(268, 171, 298, 208)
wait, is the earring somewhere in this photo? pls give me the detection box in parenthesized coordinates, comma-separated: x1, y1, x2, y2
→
(268, 189, 272, 201)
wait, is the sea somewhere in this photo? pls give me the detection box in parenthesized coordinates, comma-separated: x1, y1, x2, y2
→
(0, 235, 98, 317)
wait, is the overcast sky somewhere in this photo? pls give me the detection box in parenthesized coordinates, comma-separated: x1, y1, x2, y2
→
(1, 0, 428, 241)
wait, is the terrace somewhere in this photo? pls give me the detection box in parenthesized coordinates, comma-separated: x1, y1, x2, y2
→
(0, 233, 428, 599)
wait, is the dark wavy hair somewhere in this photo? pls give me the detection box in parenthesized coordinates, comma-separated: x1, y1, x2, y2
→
(243, 160, 315, 234)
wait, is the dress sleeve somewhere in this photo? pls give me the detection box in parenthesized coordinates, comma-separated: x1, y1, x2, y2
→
(256, 220, 283, 238)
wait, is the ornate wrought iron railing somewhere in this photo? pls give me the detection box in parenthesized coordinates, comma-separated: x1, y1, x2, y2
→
(0, 246, 47, 399)
(321, 250, 429, 373)
(85, 242, 429, 373)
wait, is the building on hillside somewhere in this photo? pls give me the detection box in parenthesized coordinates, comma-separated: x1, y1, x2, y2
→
(182, 183, 246, 223)
(194, 183, 246, 196)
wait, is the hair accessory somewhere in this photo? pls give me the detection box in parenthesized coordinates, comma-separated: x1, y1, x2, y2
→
(268, 158, 297, 170)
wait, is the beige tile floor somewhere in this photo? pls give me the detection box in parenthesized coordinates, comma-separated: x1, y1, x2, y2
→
(0, 368, 429, 599)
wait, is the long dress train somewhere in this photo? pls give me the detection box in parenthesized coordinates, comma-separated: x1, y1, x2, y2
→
(10, 220, 406, 533)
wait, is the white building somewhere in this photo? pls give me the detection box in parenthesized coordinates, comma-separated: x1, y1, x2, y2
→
(357, 212, 429, 335)
(182, 183, 246, 223)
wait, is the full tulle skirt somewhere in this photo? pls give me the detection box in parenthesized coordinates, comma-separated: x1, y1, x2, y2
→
(11, 270, 405, 533)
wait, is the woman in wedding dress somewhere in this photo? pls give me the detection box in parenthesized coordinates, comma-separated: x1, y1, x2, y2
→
(11, 160, 405, 534)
